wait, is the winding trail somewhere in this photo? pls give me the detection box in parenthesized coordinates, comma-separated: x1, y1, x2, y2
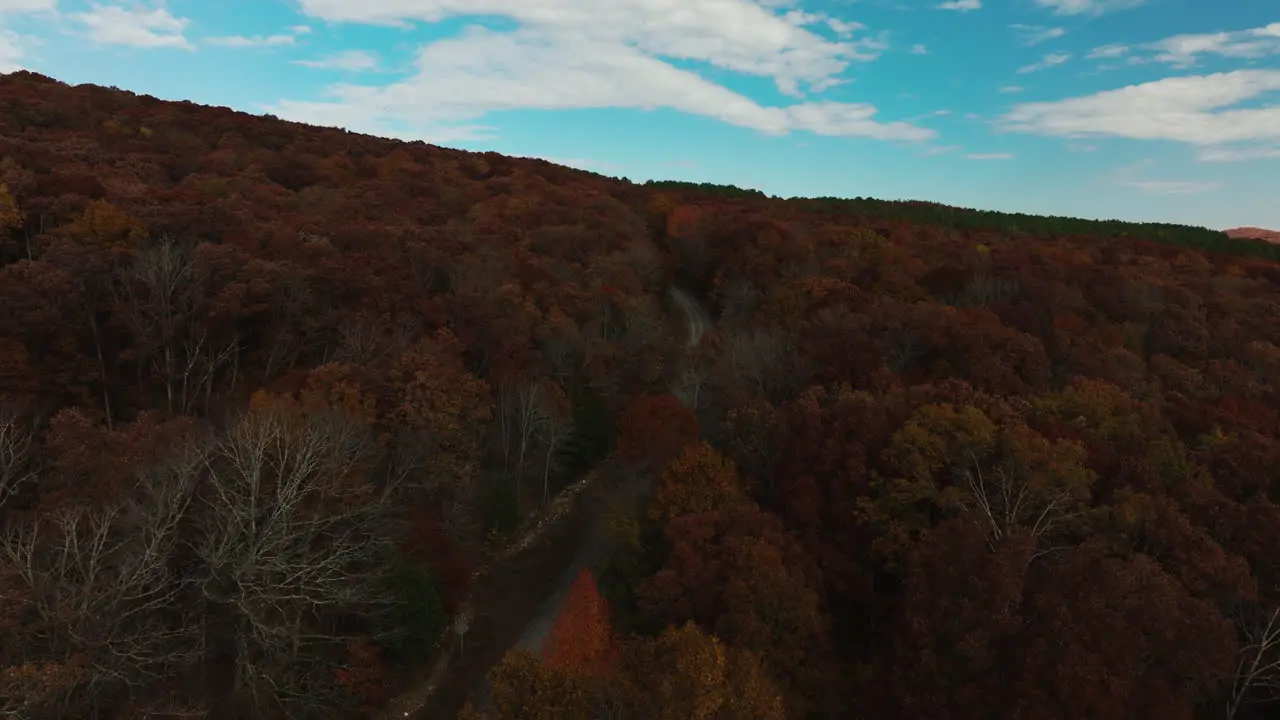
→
(381, 286, 711, 720)
(669, 286, 711, 347)
(515, 287, 709, 653)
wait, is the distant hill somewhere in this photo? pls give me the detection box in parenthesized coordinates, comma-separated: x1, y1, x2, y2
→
(643, 180, 1280, 261)
(1224, 226, 1280, 243)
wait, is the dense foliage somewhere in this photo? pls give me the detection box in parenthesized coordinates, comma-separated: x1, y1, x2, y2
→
(0, 71, 676, 719)
(646, 179, 1280, 260)
(597, 191, 1280, 720)
(2, 71, 1280, 720)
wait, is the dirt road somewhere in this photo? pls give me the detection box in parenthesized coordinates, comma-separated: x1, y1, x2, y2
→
(384, 287, 710, 720)
(514, 287, 710, 655)
(669, 286, 710, 347)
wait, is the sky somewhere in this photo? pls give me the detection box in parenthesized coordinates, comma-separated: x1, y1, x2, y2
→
(0, 1, 1277, 231)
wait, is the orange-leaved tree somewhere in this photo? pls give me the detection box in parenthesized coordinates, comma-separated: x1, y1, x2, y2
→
(0, 183, 20, 231)
(475, 649, 596, 720)
(542, 569, 619, 677)
(649, 441, 748, 524)
(611, 621, 785, 720)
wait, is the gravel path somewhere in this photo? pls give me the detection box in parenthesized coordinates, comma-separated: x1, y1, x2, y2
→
(514, 286, 710, 654)
(384, 286, 710, 720)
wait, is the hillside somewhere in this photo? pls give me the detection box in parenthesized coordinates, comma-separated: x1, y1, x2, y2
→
(1225, 226, 1280, 244)
(2, 71, 1280, 720)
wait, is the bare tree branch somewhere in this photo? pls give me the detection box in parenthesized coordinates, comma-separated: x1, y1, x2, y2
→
(0, 397, 37, 511)
(193, 403, 400, 714)
(1228, 604, 1280, 719)
(958, 450, 1087, 561)
(0, 445, 204, 715)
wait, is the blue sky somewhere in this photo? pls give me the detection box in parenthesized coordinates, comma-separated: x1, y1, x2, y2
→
(1, 1, 1277, 230)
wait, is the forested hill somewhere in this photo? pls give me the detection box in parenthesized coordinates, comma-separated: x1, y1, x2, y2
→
(644, 179, 1280, 260)
(3, 70, 1280, 720)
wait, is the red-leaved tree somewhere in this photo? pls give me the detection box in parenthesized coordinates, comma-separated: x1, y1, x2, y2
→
(542, 569, 619, 677)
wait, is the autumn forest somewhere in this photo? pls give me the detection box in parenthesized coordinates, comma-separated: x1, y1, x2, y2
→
(1, 71, 1280, 720)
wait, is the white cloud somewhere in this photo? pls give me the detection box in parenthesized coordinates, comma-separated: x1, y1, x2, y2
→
(1119, 179, 1221, 195)
(1032, 0, 1147, 16)
(968, 152, 1013, 160)
(0, 0, 55, 11)
(825, 17, 864, 36)
(1017, 52, 1070, 73)
(293, 49, 379, 70)
(918, 144, 961, 156)
(0, 28, 27, 71)
(1086, 43, 1128, 59)
(0, 0, 47, 71)
(908, 108, 951, 122)
(937, 0, 980, 11)
(296, 0, 887, 96)
(206, 34, 295, 47)
(70, 4, 192, 49)
(210, 24, 313, 47)
(1106, 158, 1222, 194)
(1001, 70, 1280, 148)
(1143, 23, 1280, 68)
(273, 0, 933, 143)
(1196, 145, 1280, 163)
(910, 43, 928, 54)
(1011, 24, 1065, 46)
(999, 84, 1023, 93)
(1086, 24, 1280, 72)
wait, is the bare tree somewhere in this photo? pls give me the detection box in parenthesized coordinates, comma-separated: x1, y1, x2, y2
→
(193, 403, 402, 717)
(119, 237, 198, 415)
(1228, 603, 1280, 719)
(181, 331, 240, 417)
(330, 311, 389, 366)
(672, 345, 713, 412)
(496, 378, 539, 490)
(494, 377, 576, 517)
(260, 271, 314, 380)
(332, 309, 419, 368)
(41, 240, 125, 428)
(0, 445, 203, 716)
(0, 397, 36, 512)
(534, 384, 574, 506)
(1, 397, 415, 719)
(539, 315, 594, 394)
(726, 327, 791, 400)
(956, 445, 1091, 561)
(957, 268, 1019, 308)
(119, 238, 235, 416)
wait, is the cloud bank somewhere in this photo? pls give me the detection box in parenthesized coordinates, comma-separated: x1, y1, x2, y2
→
(266, 0, 934, 143)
